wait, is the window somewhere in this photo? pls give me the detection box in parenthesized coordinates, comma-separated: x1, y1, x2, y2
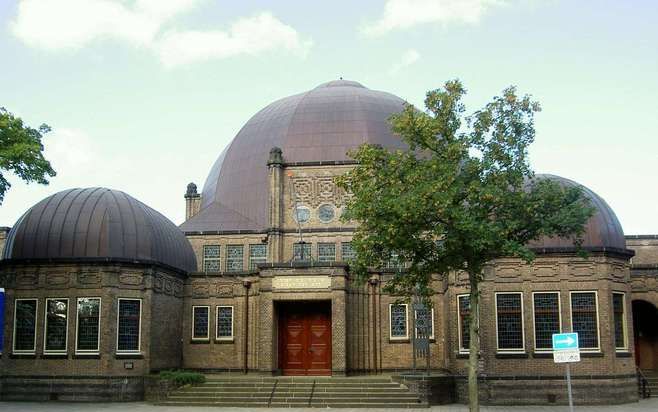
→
(216, 306, 234, 340)
(457, 295, 470, 352)
(570, 292, 599, 350)
(203, 245, 221, 272)
(44, 298, 68, 354)
(414, 306, 434, 340)
(612, 292, 627, 350)
(13, 298, 37, 354)
(117, 299, 141, 353)
(192, 306, 210, 340)
(76, 298, 101, 353)
(292, 205, 310, 224)
(389, 304, 408, 339)
(249, 244, 267, 269)
(318, 243, 336, 262)
(226, 245, 244, 272)
(341, 242, 355, 261)
(318, 204, 335, 223)
(293, 242, 311, 261)
(385, 253, 403, 270)
(495, 293, 524, 351)
(532, 292, 560, 351)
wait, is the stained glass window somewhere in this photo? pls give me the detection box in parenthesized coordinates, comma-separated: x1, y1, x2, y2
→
(117, 299, 141, 353)
(415, 307, 434, 339)
(192, 306, 209, 340)
(458, 295, 470, 352)
(226, 245, 244, 272)
(13, 299, 37, 353)
(390, 304, 408, 339)
(44, 298, 68, 353)
(318, 243, 336, 262)
(385, 253, 404, 270)
(203, 245, 221, 272)
(533, 292, 560, 350)
(293, 242, 312, 261)
(216, 306, 233, 340)
(613, 293, 626, 350)
(76, 298, 100, 352)
(570, 292, 599, 350)
(496, 293, 524, 350)
(318, 204, 335, 223)
(249, 244, 267, 270)
(341, 242, 355, 261)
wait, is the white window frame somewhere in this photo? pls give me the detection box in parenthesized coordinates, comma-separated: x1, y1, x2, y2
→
(43, 298, 69, 355)
(457, 294, 471, 354)
(531, 291, 561, 353)
(494, 292, 526, 353)
(389, 303, 409, 340)
(612, 292, 628, 352)
(569, 290, 601, 352)
(75, 297, 102, 354)
(12, 298, 38, 355)
(317, 242, 336, 262)
(116, 298, 142, 354)
(191, 305, 210, 341)
(248, 244, 267, 270)
(215, 305, 234, 341)
(226, 244, 244, 272)
(414, 307, 435, 340)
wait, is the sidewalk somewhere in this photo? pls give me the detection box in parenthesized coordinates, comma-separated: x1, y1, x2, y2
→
(1, 399, 657, 412)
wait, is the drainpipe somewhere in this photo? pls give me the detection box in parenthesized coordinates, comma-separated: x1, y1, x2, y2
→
(243, 280, 252, 374)
(368, 277, 379, 374)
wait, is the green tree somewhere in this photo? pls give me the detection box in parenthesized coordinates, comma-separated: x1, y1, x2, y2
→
(0, 107, 56, 203)
(336, 80, 594, 412)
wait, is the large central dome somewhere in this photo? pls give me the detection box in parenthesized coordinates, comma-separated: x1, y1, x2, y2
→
(181, 80, 407, 232)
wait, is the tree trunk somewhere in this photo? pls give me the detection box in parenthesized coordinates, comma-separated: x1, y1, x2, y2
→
(468, 272, 481, 412)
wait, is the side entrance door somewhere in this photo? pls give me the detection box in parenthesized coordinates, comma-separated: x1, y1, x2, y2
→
(279, 302, 331, 375)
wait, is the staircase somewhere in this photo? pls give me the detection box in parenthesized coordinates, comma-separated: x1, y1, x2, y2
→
(642, 370, 658, 398)
(160, 376, 427, 408)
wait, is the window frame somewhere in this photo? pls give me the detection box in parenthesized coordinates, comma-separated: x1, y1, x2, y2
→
(293, 242, 312, 261)
(12, 298, 38, 355)
(317, 242, 336, 262)
(75, 297, 102, 354)
(248, 244, 267, 270)
(43, 297, 69, 355)
(612, 292, 628, 352)
(414, 306, 435, 340)
(203, 244, 221, 272)
(226, 244, 244, 272)
(116, 298, 142, 354)
(389, 303, 409, 340)
(457, 294, 471, 354)
(494, 292, 526, 353)
(191, 305, 210, 341)
(340, 242, 355, 261)
(569, 290, 601, 352)
(531, 291, 562, 353)
(215, 305, 234, 341)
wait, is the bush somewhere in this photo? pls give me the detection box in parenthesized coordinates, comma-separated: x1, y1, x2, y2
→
(159, 370, 206, 386)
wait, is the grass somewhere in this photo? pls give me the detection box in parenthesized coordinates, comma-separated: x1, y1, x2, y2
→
(159, 370, 206, 386)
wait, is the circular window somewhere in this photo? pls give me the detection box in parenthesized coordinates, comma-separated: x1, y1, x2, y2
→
(292, 205, 310, 224)
(318, 204, 335, 223)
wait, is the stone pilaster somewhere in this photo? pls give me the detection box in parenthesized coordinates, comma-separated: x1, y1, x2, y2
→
(184, 183, 201, 220)
(267, 147, 284, 263)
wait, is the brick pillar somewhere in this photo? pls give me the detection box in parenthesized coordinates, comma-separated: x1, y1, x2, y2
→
(267, 147, 284, 263)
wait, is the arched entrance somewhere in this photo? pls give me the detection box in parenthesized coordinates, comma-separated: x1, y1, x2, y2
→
(632, 300, 658, 371)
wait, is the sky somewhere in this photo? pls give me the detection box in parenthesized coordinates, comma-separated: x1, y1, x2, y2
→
(0, 0, 656, 234)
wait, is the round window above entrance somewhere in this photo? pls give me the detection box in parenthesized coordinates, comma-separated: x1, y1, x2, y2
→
(318, 204, 335, 223)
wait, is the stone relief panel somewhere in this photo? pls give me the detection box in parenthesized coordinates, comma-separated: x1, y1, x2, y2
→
(533, 261, 559, 278)
(77, 272, 101, 285)
(46, 272, 69, 288)
(291, 176, 352, 208)
(192, 283, 210, 298)
(217, 285, 234, 297)
(17, 272, 38, 286)
(119, 272, 143, 286)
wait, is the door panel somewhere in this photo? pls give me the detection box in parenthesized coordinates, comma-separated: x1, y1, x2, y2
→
(279, 303, 331, 375)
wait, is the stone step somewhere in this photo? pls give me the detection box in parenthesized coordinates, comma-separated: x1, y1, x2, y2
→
(180, 385, 407, 391)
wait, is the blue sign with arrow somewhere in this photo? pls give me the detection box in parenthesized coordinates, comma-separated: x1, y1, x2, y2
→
(552, 333, 579, 351)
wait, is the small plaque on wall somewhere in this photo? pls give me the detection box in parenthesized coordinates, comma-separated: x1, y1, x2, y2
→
(272, 276, 331, 290)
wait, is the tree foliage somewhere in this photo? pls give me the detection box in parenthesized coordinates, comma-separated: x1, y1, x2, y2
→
(0, 107, 56, 203)
(336, 80, 594, 411)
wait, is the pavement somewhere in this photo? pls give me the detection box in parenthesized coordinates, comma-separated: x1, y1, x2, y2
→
(0, 399, 657, 412)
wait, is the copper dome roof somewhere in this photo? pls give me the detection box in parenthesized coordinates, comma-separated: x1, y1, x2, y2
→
(3, 188, 197, 273)
(181, 79, 408, 232)
(529, 174, 627, 251)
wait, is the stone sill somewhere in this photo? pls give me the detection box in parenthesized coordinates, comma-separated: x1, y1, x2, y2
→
(190, 339, 210, 344)
(214, 339, 235, 344)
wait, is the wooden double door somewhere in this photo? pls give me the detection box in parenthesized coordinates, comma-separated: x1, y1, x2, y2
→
(278, 302, 332, 375)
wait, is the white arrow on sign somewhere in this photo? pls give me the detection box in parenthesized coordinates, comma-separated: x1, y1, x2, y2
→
(555, 336, 576, 346)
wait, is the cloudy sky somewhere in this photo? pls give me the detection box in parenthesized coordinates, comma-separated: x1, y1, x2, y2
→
(0, 0, 656, 234)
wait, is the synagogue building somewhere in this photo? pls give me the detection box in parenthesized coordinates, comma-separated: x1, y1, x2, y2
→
(0, 80, 656, 405)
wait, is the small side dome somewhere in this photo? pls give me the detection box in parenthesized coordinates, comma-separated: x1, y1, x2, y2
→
(3, 188, 197, 273)
(529, 175, 627, 251)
